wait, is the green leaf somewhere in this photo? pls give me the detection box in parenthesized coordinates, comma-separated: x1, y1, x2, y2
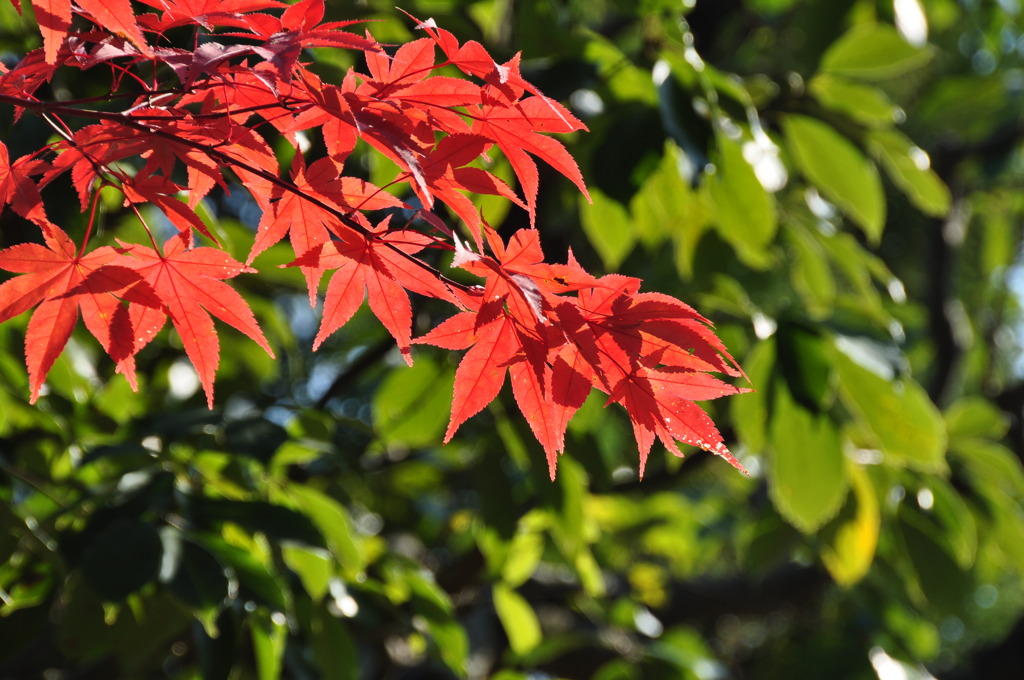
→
(782, 114, 885, 242)
(952, 439, 1024, 499)
(768, 382, 848, 533)
(575, 547, 606, 598)
(493, 583, 542, 655)
(897, 507, 970, 614)
(78, 519, 162, 601)
(986, 491, 1024, 581)
(583, 34, 658, 104)
(809, 74, 900, 127)
(926, 478, 977, 570)
(945, 396, 1010, 441)
(580, 188, 636, 270)
(109, 592, 196, 674)
(820, 23, 933, 80)
(631, 141, 705, 251)
(282, 545, 332, 600)
(284, 486, 363, 576)
(867, 128, 951, 216)
(251, 610, 288, 680)
(834, 346, 947, 472)
(426, 617, 469, 674)
(194, 535, 286, 611)
(501, 513, 546, 588)
(546, 456, 587, 559)
(818, 233, 890, 325)
(402, 569, 467, 672)
(373, 357, 452, 448)
(786, 218, 836, 318)
(820, 462, 879, 587)
(708, 134, 777, 269)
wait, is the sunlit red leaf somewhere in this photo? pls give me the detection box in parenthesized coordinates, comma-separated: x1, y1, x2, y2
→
(287, 217, 447, 363)
(0, 226, 156, 400)
(120, 232, 274, 408)
(77, 0, 152, 57)
(31, 0, 70, 64)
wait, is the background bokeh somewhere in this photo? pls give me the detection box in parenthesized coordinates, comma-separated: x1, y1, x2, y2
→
(2, 0, 1024, 678)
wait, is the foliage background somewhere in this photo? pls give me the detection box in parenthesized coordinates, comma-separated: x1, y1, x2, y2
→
(2, 0, 1024, 678)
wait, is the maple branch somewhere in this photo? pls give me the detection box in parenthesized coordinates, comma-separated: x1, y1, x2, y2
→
(1, 89, 475, 292)
(123, 196, 163, 251)
(0, 90, 473, 297)
(78, 189, 102, 259)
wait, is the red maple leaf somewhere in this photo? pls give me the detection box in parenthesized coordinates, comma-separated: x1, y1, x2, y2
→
(422, 229, 747, 477)
(118, 232, 274, 407)
(30, 0, 71, 64)
(0, 49, 59, 108)
(288, 216, 455, 363)
(397, 133, 525, 230)
(248, 155, 404, 299)
(76, 0, 152, 58)
(135, 0, 286, 31)
(552, 279, 749, 476)
(414, 300, 522, 440)
(0, 141, 53, 230)
(453, 228, 600, 337)
(470, 97, 589, 226)
(359, 36, 481, 133)
(0, 226, 159, 401)
(121, 173, 217, 242)
(417, 228, 599, 477)
(0, 4, 748, 480)
(216, 0, 378, 79)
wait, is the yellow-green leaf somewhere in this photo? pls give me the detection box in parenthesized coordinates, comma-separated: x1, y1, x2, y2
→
(834, 346, 947, 472)
(868, 128, 951, 217)
(493, 584, 542, 655)
(709, 134, 777, 269)
(810, 74, 901, 127)
(768, 382, 848, 533)
(820, 23, 933, 80)
(580, 188, 636, 270)
(821, 462, 880, 587)
(782, 114, 885, 242)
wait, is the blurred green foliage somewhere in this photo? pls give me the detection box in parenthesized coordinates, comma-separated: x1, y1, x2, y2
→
(3, 0, 1024, 678)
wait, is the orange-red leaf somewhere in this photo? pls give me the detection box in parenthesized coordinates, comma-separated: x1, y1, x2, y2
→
(121, 232, 273, 407)
(77, 0, 153, 57)
(0, 141, 52, 230)
(288, 218, 442, 363)
(31, 0, 70, 64)
(0, 226, 153, 400)
(443, 304, 518, 442)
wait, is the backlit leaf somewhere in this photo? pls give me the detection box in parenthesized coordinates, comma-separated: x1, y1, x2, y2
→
(709, 134, 777, 269)
(834, 345, 947, 472)
(782, 114, 885, 242)
(768, 382, 848, 533)
(493, 583, 542, 655)
(820, 462, 880, 587)
(868, 128, 951, 217)
(820, 22, 933, 80)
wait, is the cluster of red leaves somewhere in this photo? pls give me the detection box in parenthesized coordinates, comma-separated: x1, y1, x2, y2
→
(0, 0, 746, 478)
